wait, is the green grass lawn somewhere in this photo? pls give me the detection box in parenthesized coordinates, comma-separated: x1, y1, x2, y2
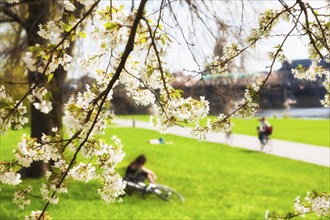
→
(119, 115, 330, 147)
(1, 127, 329, 219)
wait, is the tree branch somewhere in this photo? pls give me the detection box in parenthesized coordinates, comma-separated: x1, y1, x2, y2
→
(38, 0, 148, 218)
(1, 7, 26, 28)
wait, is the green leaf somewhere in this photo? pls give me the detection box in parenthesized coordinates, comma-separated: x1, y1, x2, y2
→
(44, 54, 51, 60)
(147, 18, 155, 25)
(71, 34, 76, 42)
(62, 23, 73, 32)
(139, 37, 147, 44)
(104, 21, 117, 31)
(119, 4, 124, 11)
(161, 35, 166, 45)
(78, 32, 87, 38)
(47, 73, 54, 83)
(29, 46, 40, 52)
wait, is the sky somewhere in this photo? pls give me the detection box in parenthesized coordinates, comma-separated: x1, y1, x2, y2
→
(162, 0, 327, 73)
(160, 0, 329, 72)
(71, 0, 328, 78)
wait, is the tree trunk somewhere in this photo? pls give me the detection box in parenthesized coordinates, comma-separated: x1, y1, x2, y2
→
(18, 1, 84, 178)
(19, 0, 54, 178)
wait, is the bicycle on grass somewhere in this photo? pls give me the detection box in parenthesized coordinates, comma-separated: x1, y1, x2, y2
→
(124, 180, 185, 202)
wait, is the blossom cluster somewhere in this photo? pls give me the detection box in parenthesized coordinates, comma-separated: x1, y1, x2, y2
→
(223, 43, 241, 61)
(22, 5, 81, 78)
(268, 45, 287, 63)
(68, 163, 97, 182)
(190, 113, 232, 140)
(22, 44, 72, 76)
(83, 4, 210, 135)
(0, 85, 28, 133)
(27, 86, 53, 114)
(25, 210, 51, 220)
(13, 186, 32, 209)
(295, 191, 330, 217)
(63, 86, 113, 138)
(98, 172, 125, 204)
(5, 0, 19, 4)
(40, 181, 68, 205)
(292, 62, 330, 108)
(247, 9, 287, 44)
(14, 134, 61, 168)
(152, 95, 210, 134)
(206, 55, 228, 75)
(0, 170, 22, 186)
(234, 89, 259, 118)
(250, 74, 264, 93)
(265, 191, 330, 219)
(63, 0, 76, 11)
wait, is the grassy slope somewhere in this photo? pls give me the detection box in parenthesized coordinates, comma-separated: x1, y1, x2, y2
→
(119, 115, 330, 147)
(1, 127, 329, 219)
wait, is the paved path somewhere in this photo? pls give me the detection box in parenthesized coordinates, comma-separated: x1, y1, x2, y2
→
(114, 119, 330, 167)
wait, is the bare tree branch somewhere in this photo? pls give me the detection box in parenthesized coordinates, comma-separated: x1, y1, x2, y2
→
(1, 6, 26, 28)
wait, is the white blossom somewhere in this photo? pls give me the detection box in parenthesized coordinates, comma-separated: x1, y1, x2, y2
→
(53, 159, 69, 173)
(13, 186, 32, 209)
(68, 163, 98, 182)
(24, 210, 43, 220)
(151, 96, 209, 133)
(97, 172, 126, 203)
(294, 196, 311, 217)
(28, 87, 53, 114)
(0, 171, 22, 185)
(234, 89, 259, 118)
(0, 85, 28, 133)
(76, 0, 92, 6)
(264, 210, 269, 220)
(22, 52, 37, 72)
(40, 182, 67, 204)
(63, 0, 76, 11)
(15, 134, 61, 167)
(320, 94, 330, 108)
(37, 20, 62, 44)
(6, 0, 19, 3)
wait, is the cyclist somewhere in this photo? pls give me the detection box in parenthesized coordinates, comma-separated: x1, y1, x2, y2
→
(257, 117, 271, 146)
(124, 154, 157, 183)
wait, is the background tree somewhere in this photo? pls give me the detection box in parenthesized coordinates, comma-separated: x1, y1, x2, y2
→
(0, 0, 85, 177)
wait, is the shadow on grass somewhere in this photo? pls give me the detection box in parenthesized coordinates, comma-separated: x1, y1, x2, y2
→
(239, 149, 262, 154)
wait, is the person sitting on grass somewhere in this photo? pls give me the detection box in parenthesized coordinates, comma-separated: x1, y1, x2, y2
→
(124, 154, 157, 183)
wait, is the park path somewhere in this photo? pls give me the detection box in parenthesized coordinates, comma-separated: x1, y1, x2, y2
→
(113, 119, 330, 167)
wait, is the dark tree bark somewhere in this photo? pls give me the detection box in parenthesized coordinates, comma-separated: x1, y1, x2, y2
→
(18, 1, 83, 178)
(19, 0, 52, 178)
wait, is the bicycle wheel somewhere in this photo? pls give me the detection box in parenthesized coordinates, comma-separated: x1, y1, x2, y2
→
(150, 184, 185, 202)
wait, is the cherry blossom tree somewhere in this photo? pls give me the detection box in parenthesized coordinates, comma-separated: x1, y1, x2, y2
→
(0, 0, 86, 177)
(0, 0, 329, 219)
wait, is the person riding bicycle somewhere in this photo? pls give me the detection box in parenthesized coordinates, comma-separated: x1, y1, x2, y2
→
(257, 117, 272, 145)
(124, 154, 157, 183)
